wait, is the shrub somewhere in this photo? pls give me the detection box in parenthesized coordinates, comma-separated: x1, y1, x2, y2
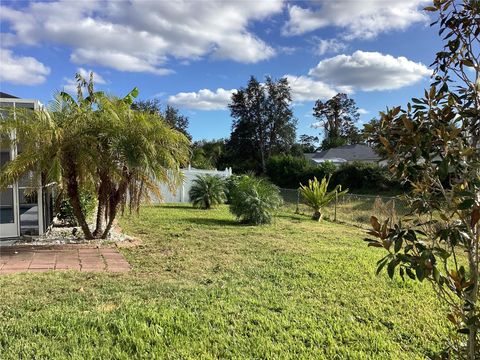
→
(225, 174, 249, 204)
(229, 176, 283, 225)
(56, 191, 97, 226)
(299, 176, 348, 221)
(266, 155, 405, 194)
(266, 155, 336, 189)
(189, 174, 226, 209)
(331, 162, 403, 192)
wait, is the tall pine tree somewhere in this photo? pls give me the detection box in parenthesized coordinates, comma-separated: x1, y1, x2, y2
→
(228, 76, 296, 173)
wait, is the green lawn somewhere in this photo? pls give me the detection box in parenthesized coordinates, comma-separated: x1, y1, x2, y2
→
(0, 204, 450, 359)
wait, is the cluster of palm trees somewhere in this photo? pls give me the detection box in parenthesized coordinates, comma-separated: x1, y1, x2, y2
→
(0, 73, 190, 239)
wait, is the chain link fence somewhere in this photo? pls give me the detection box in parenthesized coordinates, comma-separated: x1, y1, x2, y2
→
(279, 188, 408, 229)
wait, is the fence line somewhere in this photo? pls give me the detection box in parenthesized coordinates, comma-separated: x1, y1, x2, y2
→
(279, 188, 406, 229)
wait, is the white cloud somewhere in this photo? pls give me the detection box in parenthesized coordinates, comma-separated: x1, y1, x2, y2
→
(168, 88, 236, 111)
(358, 108, 369, 115)
(286, 75, 336, 102)
(70, 49, 173, 75)
(1, 0, 283, 74)
(308, 51, 431, 91)
(0, 48, 50, 85)
(283, 1, 429, 39)
(315, 38, 347, 55)
(168, 50, 430, 111)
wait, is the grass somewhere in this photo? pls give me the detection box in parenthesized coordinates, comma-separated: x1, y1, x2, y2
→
(0, 204, 450, 359)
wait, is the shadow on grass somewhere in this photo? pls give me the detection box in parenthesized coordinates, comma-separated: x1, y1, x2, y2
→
(152, 204, 195, 210)
(276, 213, 309, 222)
(185, 217, 239, 227)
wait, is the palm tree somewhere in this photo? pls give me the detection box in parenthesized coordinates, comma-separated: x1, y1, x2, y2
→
(0, 73, 190, 239)
(189, 174, 226, 209)
(299, 176, 348, 221)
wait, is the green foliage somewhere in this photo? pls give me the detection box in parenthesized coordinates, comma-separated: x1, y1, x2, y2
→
(189, 175, 226, 210)
(266, 155, 401, 193)
(190, 139, 228, 170)
(332, 162, 402, 192)
(224, 174, 250, 204)
(229, 176, 283, 225)
(228, 76, 297, 173)
(56, 191, 97, 225)
(365, 1, 480, 357)
(313, 93, 361, 150)
(299, 176, 348, 221)
(131, 99, 191, 140)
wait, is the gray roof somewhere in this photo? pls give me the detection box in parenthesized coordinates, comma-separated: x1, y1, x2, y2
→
(312, 144, 381, 162)
(0, 92, 19, 99)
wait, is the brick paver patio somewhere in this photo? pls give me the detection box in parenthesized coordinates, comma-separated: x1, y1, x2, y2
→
(0, 246, 130, 275)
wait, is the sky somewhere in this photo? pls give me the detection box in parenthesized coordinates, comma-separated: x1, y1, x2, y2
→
(0, 0, 443, 141)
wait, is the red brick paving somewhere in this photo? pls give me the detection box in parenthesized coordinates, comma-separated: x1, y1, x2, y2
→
(0, 246, 130, 275)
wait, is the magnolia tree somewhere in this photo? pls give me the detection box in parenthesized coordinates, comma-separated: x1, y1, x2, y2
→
(0, 74, 190, 239)
(365, 1, 479, 358)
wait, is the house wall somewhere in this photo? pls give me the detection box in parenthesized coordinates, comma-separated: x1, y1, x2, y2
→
(0, 97, 53, 239)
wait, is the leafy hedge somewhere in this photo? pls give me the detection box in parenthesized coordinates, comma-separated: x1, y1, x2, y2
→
(266, 155, 404, 193)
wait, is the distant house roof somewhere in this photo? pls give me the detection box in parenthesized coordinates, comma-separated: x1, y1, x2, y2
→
(0, 92, 19, 99)
(304, 153, 316, 160)
(312, 144, 381, 162)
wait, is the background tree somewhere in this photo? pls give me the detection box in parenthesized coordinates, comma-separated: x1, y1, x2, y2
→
(361, 118, 388, 157)
(313, 93, 360, 150)
(191, 139, 228, 169)
(228, 76, 297, 173)
(298, 134, 320, 153)
(132, 99, 191, 140)
(365, 1, 480, 358)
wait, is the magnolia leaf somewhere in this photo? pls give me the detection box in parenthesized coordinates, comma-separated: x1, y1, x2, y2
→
(370, 216, 381, 232)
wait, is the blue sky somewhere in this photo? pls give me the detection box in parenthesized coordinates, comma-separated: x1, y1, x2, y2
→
(0, 0, 442, 141)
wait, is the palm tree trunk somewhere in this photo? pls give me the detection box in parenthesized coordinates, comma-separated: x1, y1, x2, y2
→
(312, 210, 322, 222)
(92, 176, 109, 238)
(101, 175, 129, 239)
(63, 156, 93, 239)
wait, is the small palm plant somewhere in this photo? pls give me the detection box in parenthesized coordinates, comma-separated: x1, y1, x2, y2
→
(189, 174, 226, 209)
(299, 176, 348, 221)
(229, 176, 283, 225)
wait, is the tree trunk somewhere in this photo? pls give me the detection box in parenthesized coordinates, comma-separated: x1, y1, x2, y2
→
(92, 175, 109, 238)
(63, 155, 93, 239)
(101, 175, 129, 239)
(312, 210, 322, 222)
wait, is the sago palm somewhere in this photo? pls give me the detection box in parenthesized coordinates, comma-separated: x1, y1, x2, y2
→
(189, 174, 226, 209)
(299, 176, 348, 221)
(229, 176, 283, 225)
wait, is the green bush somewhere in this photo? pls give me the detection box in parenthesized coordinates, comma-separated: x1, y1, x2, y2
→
(56, 191, 97, 226)
(189, 174, 226, 209)
(330, 162, 403, 192)
(229, 176, 283, 225)
(266, 155, 338, 189)
(266, 155, 404, 193)
(225, 174, 249, 204)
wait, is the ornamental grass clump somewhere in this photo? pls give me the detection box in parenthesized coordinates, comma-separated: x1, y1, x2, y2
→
(229, 176, 283, 225)
(189, 174, 226, 209)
